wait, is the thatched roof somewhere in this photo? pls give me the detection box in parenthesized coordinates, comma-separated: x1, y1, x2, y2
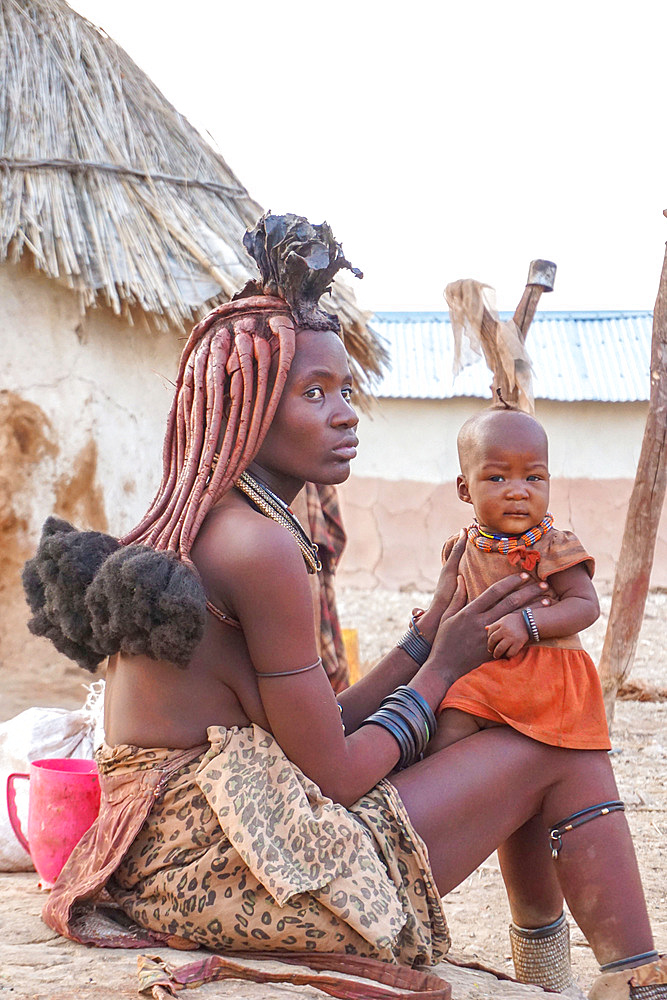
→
(0, 0, 386, 391)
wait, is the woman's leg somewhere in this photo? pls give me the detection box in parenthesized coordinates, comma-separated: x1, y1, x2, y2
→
(498, 815, 564, 927)
(391, 727, 654, 967)
(498, 817, 571, 990)
(426, 708, 482, 752)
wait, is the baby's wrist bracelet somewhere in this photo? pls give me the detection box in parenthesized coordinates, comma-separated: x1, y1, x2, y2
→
(521, 607, 540, 643)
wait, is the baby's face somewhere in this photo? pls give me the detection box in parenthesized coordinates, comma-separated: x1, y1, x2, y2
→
(458, 414, 550, 536)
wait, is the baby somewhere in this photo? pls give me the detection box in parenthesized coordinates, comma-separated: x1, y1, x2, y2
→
(431, 404, 610, 753)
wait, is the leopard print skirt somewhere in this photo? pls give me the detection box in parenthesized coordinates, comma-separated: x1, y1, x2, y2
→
(101, 725, 450, 967)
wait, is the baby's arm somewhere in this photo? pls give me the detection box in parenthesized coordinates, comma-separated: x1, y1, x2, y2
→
(486, 563, 599, 659)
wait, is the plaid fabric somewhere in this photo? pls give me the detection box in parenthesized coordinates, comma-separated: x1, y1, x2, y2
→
(305, 483, 349, 693)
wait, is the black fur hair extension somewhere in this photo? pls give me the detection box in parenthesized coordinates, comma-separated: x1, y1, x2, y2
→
(22, 517, 121, 672)
(85, 545, 206, 668)
(22, 518, 207, 671)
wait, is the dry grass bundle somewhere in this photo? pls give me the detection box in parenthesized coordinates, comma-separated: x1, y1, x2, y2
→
(617, 680, 667, 703)
(0, 0, 386, 397)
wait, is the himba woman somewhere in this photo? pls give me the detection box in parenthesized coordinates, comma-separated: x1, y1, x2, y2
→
(24, 213, 665, 999)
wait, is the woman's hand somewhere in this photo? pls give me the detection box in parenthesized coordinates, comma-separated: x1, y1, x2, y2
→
(414, 531, 469, 645)
(431, 530, 468, 616)
(425, 573, 550, 687)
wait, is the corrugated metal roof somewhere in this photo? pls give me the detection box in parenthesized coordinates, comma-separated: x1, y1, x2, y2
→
(370, 311, 653, 403)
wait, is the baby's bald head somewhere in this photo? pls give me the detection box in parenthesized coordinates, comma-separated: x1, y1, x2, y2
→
(457, 407, 548, 475)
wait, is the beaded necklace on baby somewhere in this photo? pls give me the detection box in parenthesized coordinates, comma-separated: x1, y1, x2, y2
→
(468, 512, 554, 553)
(467, 512, 554, 572)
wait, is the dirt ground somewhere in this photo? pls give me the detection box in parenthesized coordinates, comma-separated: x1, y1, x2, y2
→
(0, 584, 665, 997)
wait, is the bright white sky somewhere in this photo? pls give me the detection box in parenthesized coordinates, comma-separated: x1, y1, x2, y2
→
(70, 0, 667, 314)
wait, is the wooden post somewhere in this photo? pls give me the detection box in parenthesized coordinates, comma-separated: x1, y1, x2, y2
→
(513, 260, 558, 341)
(598, 240, 667, 727)
(478, 259, 556, 406)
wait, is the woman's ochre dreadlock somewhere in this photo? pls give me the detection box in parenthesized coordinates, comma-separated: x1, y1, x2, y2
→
(120, 297, 296, 559)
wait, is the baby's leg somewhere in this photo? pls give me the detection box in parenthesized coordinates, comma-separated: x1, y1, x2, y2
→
(429, 708, 501, 753)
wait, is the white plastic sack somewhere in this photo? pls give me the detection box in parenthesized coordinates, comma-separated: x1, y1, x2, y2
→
(0, 681, 105, 871)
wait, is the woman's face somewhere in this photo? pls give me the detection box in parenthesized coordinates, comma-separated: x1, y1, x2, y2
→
(250, 328, 359, 498)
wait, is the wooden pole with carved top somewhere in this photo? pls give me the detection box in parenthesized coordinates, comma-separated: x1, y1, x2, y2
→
(598, 237, 667, 727)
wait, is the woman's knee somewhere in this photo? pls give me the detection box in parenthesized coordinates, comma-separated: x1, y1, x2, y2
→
(459, 732, 618, 814)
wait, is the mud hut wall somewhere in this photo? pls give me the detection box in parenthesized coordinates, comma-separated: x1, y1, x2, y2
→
(338, 396, 667, 591)
(2, 260, 180, 539)
(0, 259, 182, 673)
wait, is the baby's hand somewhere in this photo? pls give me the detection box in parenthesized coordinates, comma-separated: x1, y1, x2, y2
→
(485, 612, 529, 659)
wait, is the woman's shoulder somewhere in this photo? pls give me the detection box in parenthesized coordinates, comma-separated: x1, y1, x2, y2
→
(192, 496, 312, 614)
(196, 498, 305, 572)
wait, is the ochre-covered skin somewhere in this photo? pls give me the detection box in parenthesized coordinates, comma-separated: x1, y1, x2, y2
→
(23, 215, 663, 989)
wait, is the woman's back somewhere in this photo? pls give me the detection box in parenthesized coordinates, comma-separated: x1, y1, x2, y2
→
(103, 494, 276, 748)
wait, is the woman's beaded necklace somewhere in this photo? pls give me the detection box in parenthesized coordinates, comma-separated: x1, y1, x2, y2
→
(468, 512, 554, 554)
(235, 471, 322, 574)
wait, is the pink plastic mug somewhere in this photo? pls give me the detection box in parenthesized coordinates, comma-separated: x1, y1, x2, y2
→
(6, 758, 100, 887)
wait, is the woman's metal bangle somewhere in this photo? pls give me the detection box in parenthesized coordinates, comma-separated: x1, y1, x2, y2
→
(360, 685, 437, 770)
(397, 615, 431, 665)
(409, 612, 428, 642)
(521, 607, 540, 643)
(403, 686, 437, 742)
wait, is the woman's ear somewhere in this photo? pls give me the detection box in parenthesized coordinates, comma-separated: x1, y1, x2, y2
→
(457, 475, 473, 505)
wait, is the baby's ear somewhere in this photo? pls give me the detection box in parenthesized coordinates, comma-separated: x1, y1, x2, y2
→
(457, 475, 473, 505)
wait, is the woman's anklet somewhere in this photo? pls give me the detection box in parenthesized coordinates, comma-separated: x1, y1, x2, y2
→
(600, 952, 660, 972)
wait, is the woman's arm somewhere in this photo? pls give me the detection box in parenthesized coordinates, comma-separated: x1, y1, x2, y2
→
(486, 563, 599, 659)
(334, 532, 470, 731)
(208, 516, 550, 805)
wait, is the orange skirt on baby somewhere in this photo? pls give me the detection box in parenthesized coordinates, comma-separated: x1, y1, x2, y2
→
(438, 646, 611, 750)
